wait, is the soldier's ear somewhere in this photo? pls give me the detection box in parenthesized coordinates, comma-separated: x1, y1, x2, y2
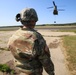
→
(15, 13, 21, 22)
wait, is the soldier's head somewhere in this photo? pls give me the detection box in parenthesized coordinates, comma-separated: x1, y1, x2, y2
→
(15, 8, 38, 28)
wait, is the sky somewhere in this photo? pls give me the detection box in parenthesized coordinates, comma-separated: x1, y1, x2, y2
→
(0, 0, 76, 26)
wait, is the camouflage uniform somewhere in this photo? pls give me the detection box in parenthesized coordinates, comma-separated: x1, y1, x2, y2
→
(7, 8, 55, 75)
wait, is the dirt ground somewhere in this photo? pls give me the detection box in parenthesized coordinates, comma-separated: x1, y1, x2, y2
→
(0, 30, 76, 75)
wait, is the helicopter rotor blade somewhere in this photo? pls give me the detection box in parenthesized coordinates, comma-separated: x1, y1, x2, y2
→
(53, 1, 56, 6)
(58, 9, 65, 11)
(47, 7, 53, 9)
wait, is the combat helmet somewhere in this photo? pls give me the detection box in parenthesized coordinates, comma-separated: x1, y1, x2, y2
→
(15, 8, 38, 22)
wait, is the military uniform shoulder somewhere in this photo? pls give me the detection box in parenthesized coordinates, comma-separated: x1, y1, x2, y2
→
(34, 30, 44, 39)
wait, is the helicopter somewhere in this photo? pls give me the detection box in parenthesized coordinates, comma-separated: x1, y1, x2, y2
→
(47, 1, 64, 15)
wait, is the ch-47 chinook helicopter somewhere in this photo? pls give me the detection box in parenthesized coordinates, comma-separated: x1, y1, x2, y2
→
(47, 1, 64, 15)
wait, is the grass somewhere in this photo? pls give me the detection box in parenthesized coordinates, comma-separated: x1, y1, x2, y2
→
(62, 36, 76, 75)
(0, 64, 15, 74)
(0, 47, 8, 51)
(58, 29, 76, 33)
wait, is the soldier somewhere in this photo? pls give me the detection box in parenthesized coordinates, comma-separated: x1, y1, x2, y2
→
(7, 8, 55, 75)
